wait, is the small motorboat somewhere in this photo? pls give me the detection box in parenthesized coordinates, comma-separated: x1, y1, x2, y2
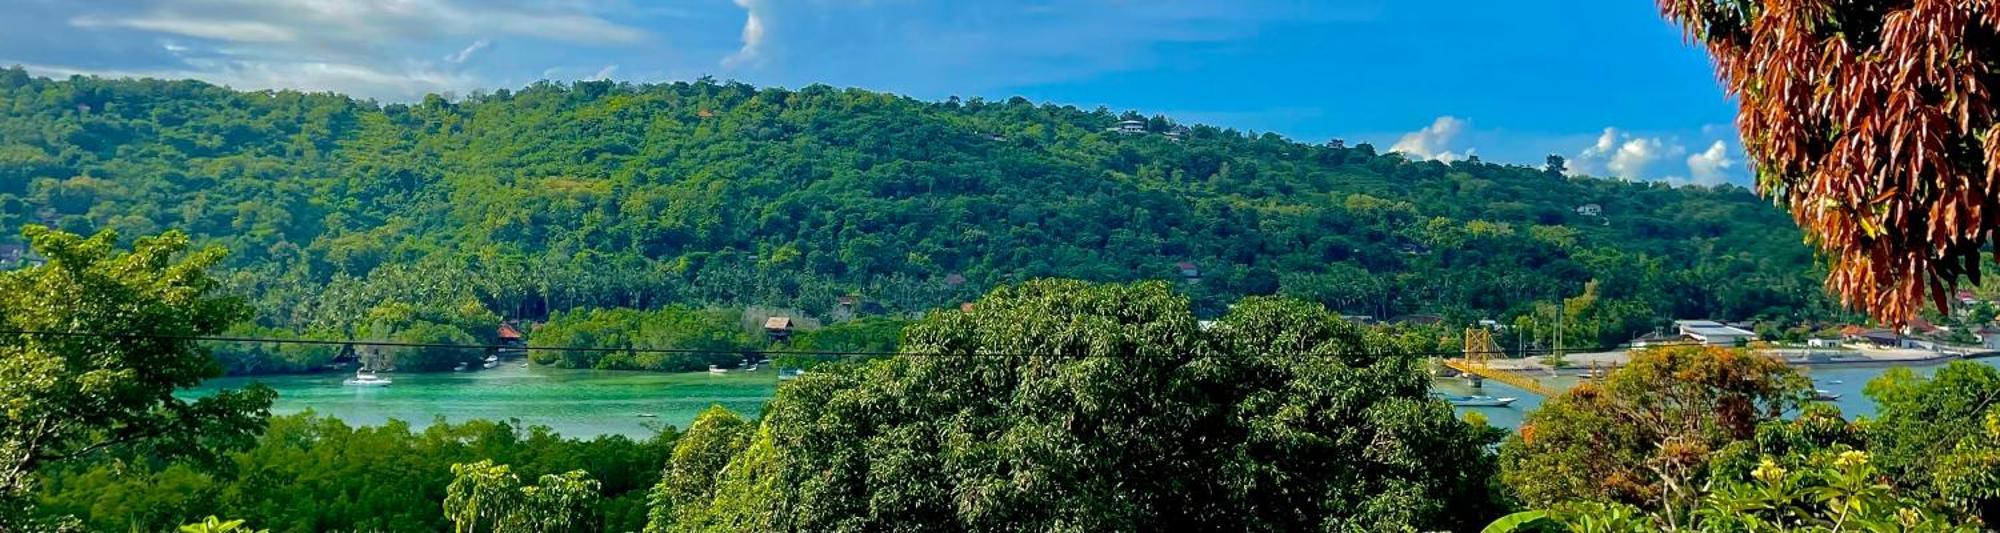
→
(636, 413, 659, 418)
(708, 365, 728, 374)
(453, 362, 469, 372)
(1814, 389, 1842, 401)
(778, 368, 803, 381)
(344, 369, 392, 387)
(1433, 393, 1517, 407)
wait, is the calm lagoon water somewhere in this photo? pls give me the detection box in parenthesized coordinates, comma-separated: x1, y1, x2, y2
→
(188, 358, 2000, 439)
(186, 363, 777, 439)
(1437, 358, 2000, 430)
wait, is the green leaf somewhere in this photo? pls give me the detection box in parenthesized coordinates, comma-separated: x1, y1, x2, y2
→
(1483, 510, 1554, 533)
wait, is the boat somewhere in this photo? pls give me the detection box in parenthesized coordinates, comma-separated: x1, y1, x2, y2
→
(1432, 393, 1517, 407)
(778, 368, 803, 381)
(1814, 389, 1842, 401)
(344, 369, 392, 387)
(453, 362, 469, 372)
(708, 365, 728, 374)
(636, 413, 659, 418)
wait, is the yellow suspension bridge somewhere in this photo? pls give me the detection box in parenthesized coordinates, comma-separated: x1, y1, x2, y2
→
(1440, 328, 1559, 397)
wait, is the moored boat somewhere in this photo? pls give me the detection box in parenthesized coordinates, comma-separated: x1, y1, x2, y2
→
(344, 369, 392, 387)
(1432, 392, 1516, 407)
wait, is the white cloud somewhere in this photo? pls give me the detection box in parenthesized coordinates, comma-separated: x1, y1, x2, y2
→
(30, 0, 650, 100)
(1686, 140, 1737, 185)
(73, 14, 295, 42)
(443, 39, 490, 64)
(724, 0, 769, 68)
(12, 58, 479, 102)
(1569, 127, 1687, 181)
(589, 64, 619, 81)
(1609, 136, 1679, 179)
(1390, 116, 1472, 162)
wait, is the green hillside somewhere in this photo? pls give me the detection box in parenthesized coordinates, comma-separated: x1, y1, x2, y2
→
(0, 68, 1838, 370)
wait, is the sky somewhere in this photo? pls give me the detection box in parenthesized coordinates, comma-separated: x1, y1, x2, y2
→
(0, 0, 1749, 185)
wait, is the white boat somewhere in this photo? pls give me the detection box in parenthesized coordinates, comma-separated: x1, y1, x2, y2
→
(1433, 393, 1516, 407)
(708, 365, 728, 374)
(778, 368, 803, 381)
(453, 363, 469, 372)
(344, 370, 392, 387)
(1814, 389, 1841, 401)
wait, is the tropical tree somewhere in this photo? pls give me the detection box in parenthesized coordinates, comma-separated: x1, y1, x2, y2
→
(645, 406, 753, 532)
(1659, 0, 2000, 323)
(661, 280, 1506, 531)
(443, 460, 601, 533)
(1864, 361, 2000, 523)
(1499, 345, 1810, 520)
(0, 227, 273, 523)
(1491, 451, 1980, 532)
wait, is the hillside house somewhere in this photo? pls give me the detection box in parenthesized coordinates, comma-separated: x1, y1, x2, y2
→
(1574, 203, 1602, 217)
(497, 323, 524, 349)
(1108, 119, 1147, 135)
(1674, 320, 1758, 346)
(764, 316, 794, 340)
(1175, 261, 1200, 280)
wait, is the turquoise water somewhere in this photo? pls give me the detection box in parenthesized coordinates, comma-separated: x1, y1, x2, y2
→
(1437, 358, 2000, 430)
(187, 358, 1999, 439)
(186, 363, 778, 439)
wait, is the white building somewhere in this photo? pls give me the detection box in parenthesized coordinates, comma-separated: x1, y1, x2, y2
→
(1675, 320, 1759, 346)
(1108, 119, 1147, 134)
(1575, 203, 1602, 217)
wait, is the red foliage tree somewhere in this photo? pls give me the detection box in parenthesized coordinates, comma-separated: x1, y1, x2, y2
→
(1660, 0, 2000, 323)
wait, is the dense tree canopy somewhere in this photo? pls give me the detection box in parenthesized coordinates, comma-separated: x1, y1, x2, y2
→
(656, 280, 1507, 531)
(0, 71, 1843, 375)
(35, 414, 670, 532)
(0, 227, 272, 526)
(1500, 345, 1810, 514)
(1660, 0, 2000, 323)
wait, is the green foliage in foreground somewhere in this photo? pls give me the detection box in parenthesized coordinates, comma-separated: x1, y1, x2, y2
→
(1493, 355, 1999, 530)
(0, 227, 273, 527)
(1490, 452, 1978, 532)
(653, 280, 1508, 531)
(443, 460, 600, 533)
(35, 414, 671, 532)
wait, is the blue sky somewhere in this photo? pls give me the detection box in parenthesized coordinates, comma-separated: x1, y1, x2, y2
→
(0, 0, 1747, 184)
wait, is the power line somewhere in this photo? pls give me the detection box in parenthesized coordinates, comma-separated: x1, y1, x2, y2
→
(0, 328, 1635, 360)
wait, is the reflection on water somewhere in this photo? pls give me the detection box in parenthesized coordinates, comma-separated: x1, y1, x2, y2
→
(1439, 358, 2000, 431)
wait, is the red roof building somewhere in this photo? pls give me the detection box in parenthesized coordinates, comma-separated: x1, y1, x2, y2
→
(498, 323, 523, 341)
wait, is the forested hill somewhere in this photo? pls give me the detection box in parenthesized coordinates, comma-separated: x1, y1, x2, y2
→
(0, 68, 1834, 354)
